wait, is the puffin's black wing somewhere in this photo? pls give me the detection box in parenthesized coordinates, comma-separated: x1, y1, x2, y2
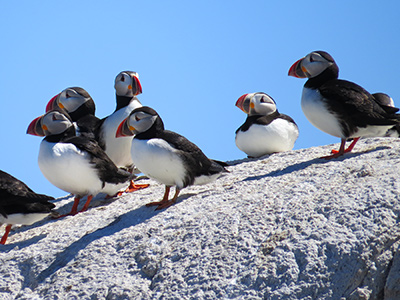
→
(160, 130, 227, 186)
(64, 136, 133, 185)
(76, 115, 102, 140)
(235, 112, 297, 134)
(0, 170, 55, 202)
(319, 79, 400, 127)
(0, 170, 55, 217)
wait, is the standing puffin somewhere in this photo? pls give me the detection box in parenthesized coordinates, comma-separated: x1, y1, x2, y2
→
(235, 92, 299, 158)
(372, 93, 400, 137)
(288, 50, 400, 159)
(97, 71, 149, 192)
(45, 87, 101, 140)
(116, 106, 229, 210)
(0, 170, 55, 244)
(27, 109, 133, 216)
(97, 71, 143, 169)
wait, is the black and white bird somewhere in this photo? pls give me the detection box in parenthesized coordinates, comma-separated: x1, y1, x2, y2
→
(27, 108, 133, 216)
(288, 50, 400, 159)
(116, 106, 229, 210)
(46, 87, 101, 140)
(97, 71, 148, 192)
(97, 71, 143, 170)
(0, 170, 55, 244)
(235, 92, 299, 158)
(372, 93, 400, 137)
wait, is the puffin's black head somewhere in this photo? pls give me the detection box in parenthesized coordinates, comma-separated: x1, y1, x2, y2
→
(373, 92, 395, 108)
(236, 92, 277, 116)
(116, 106, 164, 138)
(288, 50, 338, 79)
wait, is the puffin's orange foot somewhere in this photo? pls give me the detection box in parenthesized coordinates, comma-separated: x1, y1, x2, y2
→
(126, 181, 149, 193)
(146, 199, 174, 210)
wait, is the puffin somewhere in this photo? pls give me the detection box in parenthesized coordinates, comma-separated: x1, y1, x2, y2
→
(288, 50, 400, 159)
(27, 108, 134, 216)
(235, 92, 299, 157)
(0, 170, 55, 244)
(97, 71, 149, 192)
(372, 93, 400, 137)
(46, 87, 101, 140)
(46, 81, 147, 193)
(116, 106, 229, 210)
(97, 71, 143, 169)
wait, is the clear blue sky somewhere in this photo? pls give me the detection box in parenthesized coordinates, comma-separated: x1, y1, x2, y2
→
(1, 1, 399, 198)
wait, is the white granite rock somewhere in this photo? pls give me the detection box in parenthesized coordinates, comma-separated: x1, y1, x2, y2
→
(1, 138, 400, 299)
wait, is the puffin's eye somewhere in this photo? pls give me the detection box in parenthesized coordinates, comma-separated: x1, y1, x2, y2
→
(65, 92, 70, 98)
(309, 55, 314, 62)
(120, 75, 125, 82)
(135, 115, 141, 122)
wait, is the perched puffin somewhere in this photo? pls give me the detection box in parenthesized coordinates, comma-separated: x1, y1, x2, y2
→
(97, 71, 143, 169)
(235, 92, 299, 157)
(372, 93, 400, 137)
(116, 106, 229, 210)
(97, 71, 148, 192)
(27, 108, 134, 216)
(0, 170, 55, 244)
(288, 50, 400, 159)
(46, 87, 101, 140)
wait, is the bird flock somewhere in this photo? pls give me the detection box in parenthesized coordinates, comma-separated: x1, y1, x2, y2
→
(1, 50, 399, 244)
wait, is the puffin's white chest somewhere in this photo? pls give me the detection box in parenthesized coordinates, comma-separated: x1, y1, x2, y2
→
(38, 141, 103, 196)
(301, 87, 343, 138)
(102, 100, 142, 168)
(131, 138, 187, 188)
(235, 119, 299, 157)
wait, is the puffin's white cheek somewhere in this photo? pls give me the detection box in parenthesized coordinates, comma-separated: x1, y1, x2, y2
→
(114, 82, 129, 95)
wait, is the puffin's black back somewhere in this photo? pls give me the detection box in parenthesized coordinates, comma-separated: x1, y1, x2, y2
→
(0, 170, 55, 217)
(160, 130, 227, 188)
(65, 136, 134, 186)
(302, 53, 400, 137)
(134, 106, 228, 188)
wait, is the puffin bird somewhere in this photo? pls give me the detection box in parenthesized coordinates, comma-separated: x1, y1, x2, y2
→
(97, 71, 148, 192)
(45, 87, 101, 140)
(97, 71, 143, 169)
(288, 50, 400, 159)
(27, 108, 134, 217)
(372, 93, 400, 138)
(116, 106, 229, 210)
(0, 170, 55, 245)
(235, 92, 299, 157)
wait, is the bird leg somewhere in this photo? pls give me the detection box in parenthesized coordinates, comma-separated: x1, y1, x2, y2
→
(146, 186, 170, 208)
(55, 196, 83, 218)
(146, 186, 180, 210)
(79, 195, 94, 213)
(155, 188, 181, 210)
(320, 139, 347, 159)
(0, 224, 12, 245)
(321, 137, 360, 159)
(69, 196, 81, 215)
(330, 137, 360, 154)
